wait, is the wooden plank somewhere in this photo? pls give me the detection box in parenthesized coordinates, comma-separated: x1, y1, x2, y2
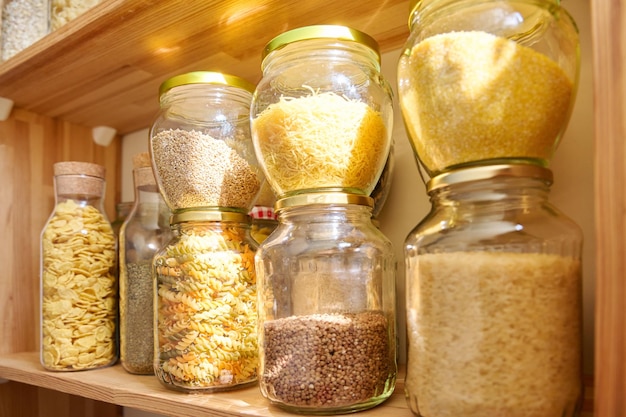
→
(590, 0, 626, 416)
(0, 0, 410, 135)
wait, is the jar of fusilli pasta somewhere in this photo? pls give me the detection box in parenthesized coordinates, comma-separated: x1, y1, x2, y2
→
(153, 209, 258, 392)
(255, 192, 397, 414)
(40, 161, 118, 371)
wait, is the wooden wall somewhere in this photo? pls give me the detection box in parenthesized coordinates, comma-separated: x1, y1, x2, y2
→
(0, 107, 122, 417)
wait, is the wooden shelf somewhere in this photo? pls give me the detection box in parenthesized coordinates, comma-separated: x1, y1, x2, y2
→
(0, 0, 410, 135)
(0, 352, 412, 417)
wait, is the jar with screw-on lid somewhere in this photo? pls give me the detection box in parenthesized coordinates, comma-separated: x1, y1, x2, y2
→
(118, 152, 171, 375)
(404, 164, 583, 417)
(149, 71, 262, 391)
(1, 0, 50, 61)
(255, 192, 397, 414)
(153, 210, 258, 391)
(251, 25, 394, 199)
(397, 0, 580, 176)
(40, 161, 117, 371)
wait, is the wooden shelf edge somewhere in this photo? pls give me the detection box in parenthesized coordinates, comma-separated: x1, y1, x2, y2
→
(0, 352, 412, 417)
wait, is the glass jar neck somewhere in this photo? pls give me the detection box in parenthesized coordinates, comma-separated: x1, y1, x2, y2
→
(54, 174, 106, 208)
(277, 203, 374, 224)
(262, 39, 381, 75)
(159, 84, 253, 115)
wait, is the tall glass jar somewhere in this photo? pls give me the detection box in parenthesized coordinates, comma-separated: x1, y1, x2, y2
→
(404, 164, 583, 417)
(397, 0, 580, 176)
(150, 71, 263, 214)
(256, 193, 397, 414)
(119, 152, 172, 375)
(251, 25, 394, 199)
(153, 210, 258, 391)
(40, 161, 117, 371)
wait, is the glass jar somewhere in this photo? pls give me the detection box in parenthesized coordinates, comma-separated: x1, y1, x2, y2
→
(251, 25, 394, 199)
(249, 205, 278, 244)
(255, 193, 397, 414)
(1, 0, 49, 61)
(149, 71, 263, 214)
(404, 164, 583, 417)
(40, 161, 117, 371)
(397, 0, 580, 176)
(50, 0, 101, 31)
(153, 210, 258, 392)
(119, 153, 172, 375)
(111, 201, 133, 236)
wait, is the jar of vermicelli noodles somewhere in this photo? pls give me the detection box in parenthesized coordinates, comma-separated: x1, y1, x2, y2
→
(404, 164, 583, 417)
(40, 161, 117, 371)
(251, 25, 394, 199)
(153, 210, 258, 391)
(397, 0, 580, 176)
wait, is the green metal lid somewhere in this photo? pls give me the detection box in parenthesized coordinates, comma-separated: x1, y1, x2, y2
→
(158, 71, 255, 97)
(427, 164, 553, 192)
(262, 25, 381, 66)
(275, 192, 374, 212)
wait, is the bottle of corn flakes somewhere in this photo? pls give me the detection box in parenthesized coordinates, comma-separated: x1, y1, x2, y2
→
(40, 161, 118, 371)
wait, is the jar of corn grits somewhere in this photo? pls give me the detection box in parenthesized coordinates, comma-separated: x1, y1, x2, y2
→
(40, 161, 117, 371)
(397, 0, 580, 176)
(255, 192, 397, 414)
(251, 25, 394, 199)
(153, 210, 258, 392)
(149, 71, 263, 214)
(404, 164, 583, 417)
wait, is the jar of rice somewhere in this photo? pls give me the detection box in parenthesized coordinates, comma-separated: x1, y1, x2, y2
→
(255, 192, 397, 414)
(404, 164, 583, 417)
(397, 0, 580, 176)
(251, 25, 394, 199)
(149, 71, 263, 214)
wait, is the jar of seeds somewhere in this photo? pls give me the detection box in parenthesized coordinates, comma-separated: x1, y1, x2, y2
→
(404, 164, 583, 417)
(40, 161, 117, 371)
(255, 192, 397, 414)
(149, 71, 263, 214)
(119, 152, 171, 375)
(149, 71, 262, 392)
(1, 0, 49, 62)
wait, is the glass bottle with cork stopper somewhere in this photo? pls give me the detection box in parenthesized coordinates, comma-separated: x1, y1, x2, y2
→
(118, 152, 171, 375)
(40, 161, 117, 371)
(149, 71, 263, 392)
(251, 25, 397, 414)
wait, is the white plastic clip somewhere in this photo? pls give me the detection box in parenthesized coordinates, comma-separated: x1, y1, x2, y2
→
(0, 96, 14, 121)
(92, 126, 117, 147)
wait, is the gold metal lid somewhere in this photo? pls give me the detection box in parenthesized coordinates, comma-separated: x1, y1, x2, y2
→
(170, 208, 250, 225)
(275, 192, 374, 212)
(427, 164, 553, 192)
(158, 71, 255, 97)
(262, 25, 381, 65)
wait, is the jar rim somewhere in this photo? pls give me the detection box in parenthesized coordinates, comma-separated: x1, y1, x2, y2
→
(427, 164, 553, 192)
(158, 71, 256, 98)
(275, 192, 374, 212)
(170, 208, 250, 224)
(261, 25, 381, 65)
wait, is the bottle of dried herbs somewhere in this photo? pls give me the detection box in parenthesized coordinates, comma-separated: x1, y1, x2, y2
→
(119, 152, 171, 375)
(40, 161, 118, 371)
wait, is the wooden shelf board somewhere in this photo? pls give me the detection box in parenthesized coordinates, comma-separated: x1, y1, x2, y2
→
(0, 352, 412, 417)
(0, 0, 410, 135)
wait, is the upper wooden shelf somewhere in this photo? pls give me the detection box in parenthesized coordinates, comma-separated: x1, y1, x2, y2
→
(0, 0, 411, 135)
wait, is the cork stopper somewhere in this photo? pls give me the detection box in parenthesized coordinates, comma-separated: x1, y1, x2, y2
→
(54, 161, 106, 178)
(132, 152, 151, 169)
(53, 161, 106, 197)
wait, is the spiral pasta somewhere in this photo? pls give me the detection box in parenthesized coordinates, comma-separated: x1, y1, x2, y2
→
(154, 223, 258, 390)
